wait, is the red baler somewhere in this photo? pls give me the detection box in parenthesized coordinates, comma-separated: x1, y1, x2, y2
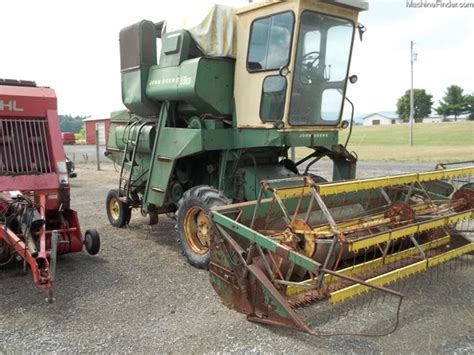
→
(0, 79, 99, 301)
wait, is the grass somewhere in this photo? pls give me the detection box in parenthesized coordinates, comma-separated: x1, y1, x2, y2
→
(297, 121, 474, 162)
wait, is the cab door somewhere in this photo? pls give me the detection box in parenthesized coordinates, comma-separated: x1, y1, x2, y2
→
(234, 3, 296, 129)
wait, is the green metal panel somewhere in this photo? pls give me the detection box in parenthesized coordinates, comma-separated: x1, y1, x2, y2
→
(242, 165, 297, 201)
(120, 20, 160, 117)
(158, 30, 194, 68)
(122, 69, 160, 116)
(110, 109, 129, 120)
(146, 57, 234, 115)
(155, 128, 203, 158)
(202, 129, 338, 150)
(115, 125, 156, 153)
(144, 124, 204, 206)
(284, 130, 338, 147)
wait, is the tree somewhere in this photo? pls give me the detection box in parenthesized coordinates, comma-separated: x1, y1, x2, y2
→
(435, 85, 466, 121)
(464, 94, 474, 120)
(58, 115, 88, 133)
(396, 89, 433, 122)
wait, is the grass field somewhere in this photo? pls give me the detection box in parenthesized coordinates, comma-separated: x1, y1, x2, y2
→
(298, 121, 473, 162)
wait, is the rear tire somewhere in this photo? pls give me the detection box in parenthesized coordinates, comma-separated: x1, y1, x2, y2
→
(176, 186, 229, 269)
(106, 189, 131, 228)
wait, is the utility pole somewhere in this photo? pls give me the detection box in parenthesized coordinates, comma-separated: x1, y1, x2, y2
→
(409, 41, 417, 146)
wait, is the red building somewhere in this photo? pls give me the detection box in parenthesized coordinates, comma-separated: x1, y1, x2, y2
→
(83, 117, 110, 145)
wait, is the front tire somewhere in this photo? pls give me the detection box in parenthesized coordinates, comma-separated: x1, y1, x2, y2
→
(176, 186, 229, 269)
(106, 189, 131, 228)
(84, 229, 101, 255)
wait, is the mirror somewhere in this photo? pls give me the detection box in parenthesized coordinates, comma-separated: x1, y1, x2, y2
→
(357, 23, 366, 41)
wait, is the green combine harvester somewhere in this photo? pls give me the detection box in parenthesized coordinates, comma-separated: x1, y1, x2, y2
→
(105, 0, 473, 334)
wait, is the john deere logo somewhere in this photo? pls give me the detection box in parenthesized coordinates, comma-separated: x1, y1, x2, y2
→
(0, 100, 23, 112)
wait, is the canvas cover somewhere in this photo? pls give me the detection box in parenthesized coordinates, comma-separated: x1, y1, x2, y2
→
(164, 4, 237, 58)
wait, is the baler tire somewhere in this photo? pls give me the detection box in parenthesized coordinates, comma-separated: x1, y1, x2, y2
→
(176, 186, 229, 269)
(106, 189, 132, 228)
(0, 240, 13, 267)
(84, 229, 101, 255)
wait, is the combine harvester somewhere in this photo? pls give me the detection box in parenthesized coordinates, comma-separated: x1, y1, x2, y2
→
(0, 79, 100, 301)
(105, 0, 473, 334)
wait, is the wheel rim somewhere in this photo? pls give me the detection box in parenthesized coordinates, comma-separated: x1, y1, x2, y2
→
(85, 234, 92, 250)
(109, 197, 121, 221)
(183, 206, 210, 255)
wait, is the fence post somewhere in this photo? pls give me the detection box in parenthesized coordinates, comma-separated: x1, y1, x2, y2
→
(95, 128, 101, 171)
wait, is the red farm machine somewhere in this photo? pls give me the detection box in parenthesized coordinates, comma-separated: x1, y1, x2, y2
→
(0, 79, 100, 301)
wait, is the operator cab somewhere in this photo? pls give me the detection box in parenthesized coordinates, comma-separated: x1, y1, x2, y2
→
(234, 0, 367, 130)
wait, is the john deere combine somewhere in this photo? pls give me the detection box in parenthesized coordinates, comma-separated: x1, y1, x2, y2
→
(105, 0, 473, 334)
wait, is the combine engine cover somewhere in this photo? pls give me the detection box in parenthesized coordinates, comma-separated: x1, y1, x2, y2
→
(0, 79, 100, 301)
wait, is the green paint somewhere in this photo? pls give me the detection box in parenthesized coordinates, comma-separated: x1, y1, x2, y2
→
(146, 57, 235, 116)
(261, 286, 289, 318)
(210, 211, 321, 273)
(209, 273, 233, 303)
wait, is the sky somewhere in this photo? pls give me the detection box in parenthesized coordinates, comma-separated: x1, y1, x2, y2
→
(1, 0, 473, 118)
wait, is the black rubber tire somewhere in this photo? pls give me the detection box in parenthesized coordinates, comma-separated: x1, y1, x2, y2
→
(309, 173, 328, 183)
(84, 229, 101, 255)
(176, 185, 229, 269)
(106, 189, 132, 228)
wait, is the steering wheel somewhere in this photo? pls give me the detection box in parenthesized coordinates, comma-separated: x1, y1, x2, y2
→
(300, 51, 320, 83)
(302, 51, 320, 67)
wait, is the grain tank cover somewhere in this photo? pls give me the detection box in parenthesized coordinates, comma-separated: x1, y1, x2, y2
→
(146, 57, 234, 116)
(164, 4, 237, 58)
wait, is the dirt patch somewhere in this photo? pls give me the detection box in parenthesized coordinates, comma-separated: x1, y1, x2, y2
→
(0, 162, 472, 353)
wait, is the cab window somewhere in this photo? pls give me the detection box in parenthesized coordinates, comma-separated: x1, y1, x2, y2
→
(247, 12, 294, 72)
(260, 76, 287, 121)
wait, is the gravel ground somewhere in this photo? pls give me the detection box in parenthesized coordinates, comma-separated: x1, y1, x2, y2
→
(0, 161, 472, 353)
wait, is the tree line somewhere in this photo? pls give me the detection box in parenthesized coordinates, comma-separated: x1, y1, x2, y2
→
(396, 85, 474, 122)
(58, 115, 88, 133)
